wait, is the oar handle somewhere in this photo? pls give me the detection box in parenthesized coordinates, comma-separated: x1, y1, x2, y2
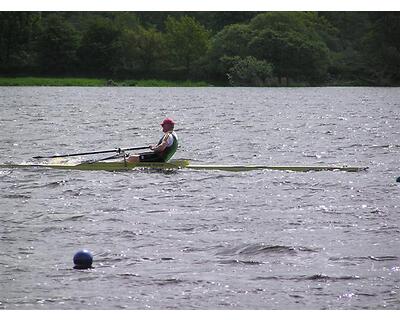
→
(33, 146, 150, 159)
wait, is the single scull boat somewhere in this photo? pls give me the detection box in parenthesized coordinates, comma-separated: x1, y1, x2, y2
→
(0, 160, 368, 172)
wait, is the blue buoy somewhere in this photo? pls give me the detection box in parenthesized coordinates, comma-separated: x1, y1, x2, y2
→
(397, 177, 400, 183)
(73, 249, 93, 269)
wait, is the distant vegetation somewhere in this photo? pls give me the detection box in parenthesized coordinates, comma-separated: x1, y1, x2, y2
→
(0, 77, 208, 87)
(0, 77, 106, 86)
(0, 12, 399, 86)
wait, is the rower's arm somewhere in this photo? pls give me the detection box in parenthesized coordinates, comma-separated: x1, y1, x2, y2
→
(151, 133, 170, 153)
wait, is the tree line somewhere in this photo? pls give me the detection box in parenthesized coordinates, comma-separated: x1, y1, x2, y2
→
(0, 12, 399, 86)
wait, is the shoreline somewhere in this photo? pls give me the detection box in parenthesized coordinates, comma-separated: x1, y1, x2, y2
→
(0, 77, 397, 87)
(0, 77, 210, 87)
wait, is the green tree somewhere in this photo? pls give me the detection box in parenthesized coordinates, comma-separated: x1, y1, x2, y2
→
(250, 29, 330, 83)
(224, 56, 273, 86)
(113, 12, 140, 31)
(203, 23, 253, 82)
(320, 12, 371, 50)
(77, 17, 122, 77)
(164, 15, 210, 76)
(0, 12, 40, 72)
(120, 26, 165, 76)
(362, 12, 400, 84)
(248, 12, 330, 84)
(207, 12, 331, 85)
(1, 12, 399, 86)
(320, 12, 372, 83)
(190, 12, 257, 33)
(210, 24, 252, 58)
(36, 14, 79, 75)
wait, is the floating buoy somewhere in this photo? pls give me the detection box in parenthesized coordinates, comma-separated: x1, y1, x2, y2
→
(73, 249, 93, 269)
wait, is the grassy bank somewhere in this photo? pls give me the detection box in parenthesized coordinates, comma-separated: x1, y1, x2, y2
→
(0, 77, 210, 87)
(0, 77, 106, 86)
(1, 76, 377, 87)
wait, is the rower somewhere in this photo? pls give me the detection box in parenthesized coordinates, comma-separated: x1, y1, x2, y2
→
(127, 118, 178, 163)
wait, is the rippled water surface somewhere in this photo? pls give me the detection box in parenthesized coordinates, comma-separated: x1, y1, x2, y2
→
(0, 87, 399, 309)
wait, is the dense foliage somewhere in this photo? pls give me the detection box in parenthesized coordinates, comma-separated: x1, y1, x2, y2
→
(0, 12, 399, 86)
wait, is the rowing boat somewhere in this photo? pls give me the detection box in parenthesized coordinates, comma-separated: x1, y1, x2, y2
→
(186, 164, 367, 172)
(0, 160, 188, 171)
(0, 160, 368, 172)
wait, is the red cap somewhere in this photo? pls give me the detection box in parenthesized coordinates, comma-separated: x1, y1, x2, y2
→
(160, 118, 175, 126)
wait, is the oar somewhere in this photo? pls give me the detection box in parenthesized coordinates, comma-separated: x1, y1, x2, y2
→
(82, 153, 128, 164)
(33, 146, 150, 159)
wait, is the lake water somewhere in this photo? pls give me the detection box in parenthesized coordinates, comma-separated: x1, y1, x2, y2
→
(0, 87, 399, 310)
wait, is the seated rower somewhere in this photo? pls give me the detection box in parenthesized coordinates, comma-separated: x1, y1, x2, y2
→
(127, 118, 178, 163)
